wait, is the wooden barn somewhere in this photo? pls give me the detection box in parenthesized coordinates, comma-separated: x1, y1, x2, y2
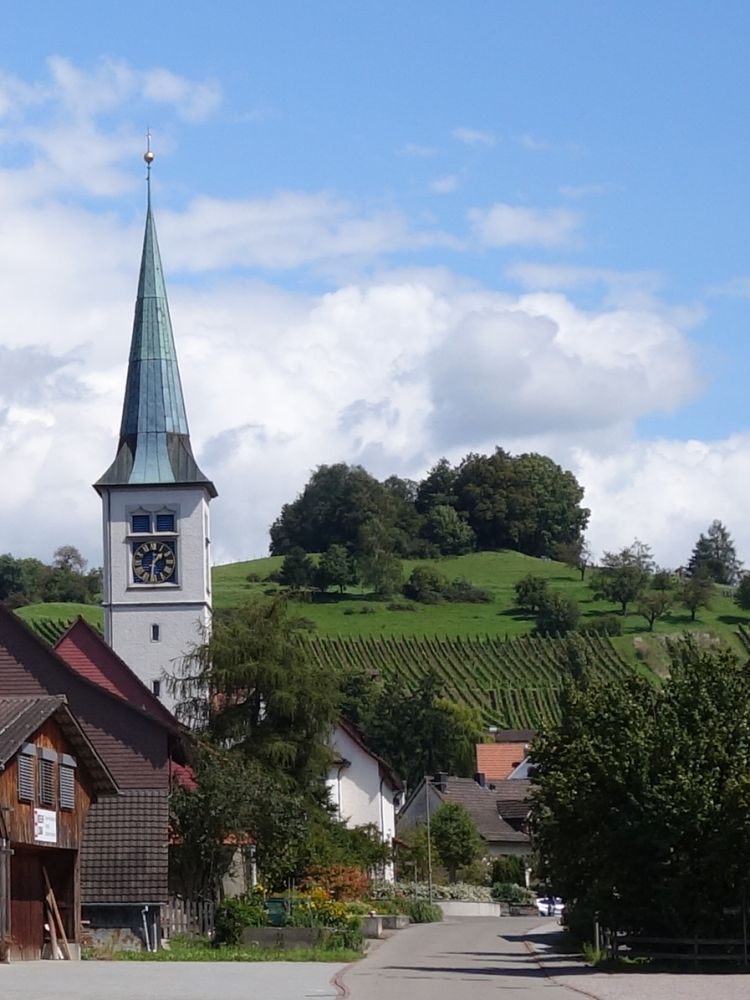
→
(0, 608, 178, 951)
(0, 695, 116, 960)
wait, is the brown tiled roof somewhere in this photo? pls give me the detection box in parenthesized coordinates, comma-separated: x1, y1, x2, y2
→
(436, 778, 528, 843)
(0, 695, 65, 764)
(496, 800, 529, 820)
(81, 789, 169, 904)
(0, 695, 117, 796)
(476, 743, 527, 780)
(494, 778, 532, 801)
(493, 728, 536, 743)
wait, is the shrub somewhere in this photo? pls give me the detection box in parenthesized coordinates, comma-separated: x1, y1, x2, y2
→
(246, 573, 262, 583)
(359, 605, 376, 615)
(578, 614, 622, 636)
(387, 601, 418, 612)
(534, 591, 580, 637)
(406, 900, 444, 923)
(214, 895, 267, 944)
(369, 880, 494, 902)
(490, 855, 526, 885)
(302, 864, 370, 901)
(490, 882, 534, 904)
(443, 577, 493, 604)
(288, 887, 363, 931)
(323, 926, 365, 951)
(514, 574, 549, 613)
(403, 565, 449, 603)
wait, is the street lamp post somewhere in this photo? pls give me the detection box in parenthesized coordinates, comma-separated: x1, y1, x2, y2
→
(424, 775, 433, 905)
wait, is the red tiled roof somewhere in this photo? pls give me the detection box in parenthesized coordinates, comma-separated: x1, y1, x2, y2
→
(476, 742, 528, 780)
(54, 618, 177, 729)
(169, 759, 197, 791)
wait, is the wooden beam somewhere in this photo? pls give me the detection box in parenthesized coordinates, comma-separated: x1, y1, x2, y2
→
(42, 867, 71, 960)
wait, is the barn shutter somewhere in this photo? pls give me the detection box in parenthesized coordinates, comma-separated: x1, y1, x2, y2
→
(60, 756, 76, 810)
(38, 749, 57, 806)
(17, 744, 35, 801)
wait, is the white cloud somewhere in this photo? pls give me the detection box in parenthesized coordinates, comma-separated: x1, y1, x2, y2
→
(142, 68, 221, 122)
(429, 174, 459, 194)
(0, 57, 729, 578)
(160, 192, 454, 271)
(452, 127, 496, 147)
(0, 57, 222, 198)
(576, 436, 750, 569)
(469, 203, 581, 247)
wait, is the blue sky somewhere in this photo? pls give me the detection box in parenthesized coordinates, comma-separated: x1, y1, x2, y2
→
(1, 2, 750, 566)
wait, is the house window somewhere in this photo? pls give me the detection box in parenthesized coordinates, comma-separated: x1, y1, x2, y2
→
(152, 679, 161, 697)
(18, 744, 35, 801)
(131, 513, 151, 533)
(60, 754, 76, 811)
(151, 623, 160, 642)
(38, 750, 57, 807)
(155, 513, 175, 533)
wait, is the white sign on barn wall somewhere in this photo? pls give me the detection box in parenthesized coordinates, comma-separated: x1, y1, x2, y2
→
(34, 808, 57, 844)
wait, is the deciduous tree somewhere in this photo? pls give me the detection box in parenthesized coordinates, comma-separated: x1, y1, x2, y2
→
(431, 803, 483, 882)
(591, 540, 654, 614)
(531, 640, 750, 939)
(680, 571, 713, 621)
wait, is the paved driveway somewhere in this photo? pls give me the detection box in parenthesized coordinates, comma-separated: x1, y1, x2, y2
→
(0, 960, 345, 1000)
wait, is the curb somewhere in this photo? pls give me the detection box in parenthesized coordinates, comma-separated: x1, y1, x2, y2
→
(330, 937, 387, 998)
(522, 925, 605, 1000)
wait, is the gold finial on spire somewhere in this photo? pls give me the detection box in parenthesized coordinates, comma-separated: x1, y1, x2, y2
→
(144, 128, 155, 167)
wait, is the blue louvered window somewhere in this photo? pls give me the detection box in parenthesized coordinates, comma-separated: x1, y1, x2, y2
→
(132, 513, 151, 533)
(156, 513, 175, 533)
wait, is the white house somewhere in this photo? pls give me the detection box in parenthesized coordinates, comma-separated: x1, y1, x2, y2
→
(326, 719, 402, 881)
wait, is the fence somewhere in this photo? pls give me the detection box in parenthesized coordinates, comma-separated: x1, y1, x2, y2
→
(161, 897, 216, 940)
(599, 927, 749, 967)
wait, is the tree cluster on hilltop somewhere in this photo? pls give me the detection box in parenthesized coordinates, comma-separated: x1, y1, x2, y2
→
(269, 449, 590, 562)
(0, 545, 101, 607)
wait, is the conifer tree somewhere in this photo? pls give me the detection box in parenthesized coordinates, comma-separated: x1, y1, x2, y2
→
(687, 520, 741, 584)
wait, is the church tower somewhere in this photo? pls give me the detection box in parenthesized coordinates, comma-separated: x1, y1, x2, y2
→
(95, 146, 217, 702)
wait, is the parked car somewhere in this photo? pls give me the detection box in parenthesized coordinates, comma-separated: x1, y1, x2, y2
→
(535, 896, 564, 917)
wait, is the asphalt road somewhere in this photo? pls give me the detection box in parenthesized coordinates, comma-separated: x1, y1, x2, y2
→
(0, 959, 344, 1000)
(343, 915, 579, 999)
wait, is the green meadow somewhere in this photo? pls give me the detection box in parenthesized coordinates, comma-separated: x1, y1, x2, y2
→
(16, 550, 748, 670)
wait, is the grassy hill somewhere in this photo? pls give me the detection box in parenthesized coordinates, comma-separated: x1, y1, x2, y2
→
(15, 549, 747, 662)
(211, 551, 747, 650)
(15, 549, 745, 728)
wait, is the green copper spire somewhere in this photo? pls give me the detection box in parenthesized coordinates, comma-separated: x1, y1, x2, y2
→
(96, 149, 216, 497)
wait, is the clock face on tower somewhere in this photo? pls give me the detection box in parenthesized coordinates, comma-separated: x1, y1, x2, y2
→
(132, 540, 176, 584)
